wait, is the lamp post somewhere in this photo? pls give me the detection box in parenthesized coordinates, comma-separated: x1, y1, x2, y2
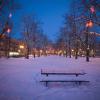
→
(7, 28, 11, 58)
(6, 13, 12, 58)
(85, 20, 93, 62)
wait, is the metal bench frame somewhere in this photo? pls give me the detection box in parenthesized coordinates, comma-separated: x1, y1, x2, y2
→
(40, 69, 88, 87)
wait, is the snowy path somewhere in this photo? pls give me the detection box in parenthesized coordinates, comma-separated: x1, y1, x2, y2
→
(0, 56, 100, 100)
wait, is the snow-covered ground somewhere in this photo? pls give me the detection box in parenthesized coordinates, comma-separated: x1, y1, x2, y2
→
(0, 55, 100, 100)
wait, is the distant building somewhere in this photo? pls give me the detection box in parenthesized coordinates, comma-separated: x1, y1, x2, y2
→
(0, 35, 26, 57)
(0, 34, 7, 57)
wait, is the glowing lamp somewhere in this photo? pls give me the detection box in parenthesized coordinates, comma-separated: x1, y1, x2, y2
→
(7, 28, 11, 33)
(90, 6, 95, 14)
(86, 20, 93, 28)
(9, 13, 12, 18)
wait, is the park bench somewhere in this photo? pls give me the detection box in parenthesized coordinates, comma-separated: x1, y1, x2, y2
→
(41, 69, 86, 77)
(40, 80, 89, 87)
(40, 69, 89, 87)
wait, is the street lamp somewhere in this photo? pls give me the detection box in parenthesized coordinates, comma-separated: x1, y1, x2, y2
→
(85, 20, 93, 62)
(86, 20, 93, 28)
(90, 6, 95, 14)
(9, 13, 12, 18)
(6, 13, 12, 58)
(7, 28, 11, 33)
(6, 28, 11, 58)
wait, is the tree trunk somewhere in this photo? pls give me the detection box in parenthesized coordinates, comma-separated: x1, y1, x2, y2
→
(75, 49, 78, 59)
(65, 49, 67, 58)
(5, 37, 10, 58)
(25, 47, 29, 59)
(69, 40, 71, 58)
(33, 51, 35, 58)
(75, 41, 78, 59)
(85, 27, 89, 62)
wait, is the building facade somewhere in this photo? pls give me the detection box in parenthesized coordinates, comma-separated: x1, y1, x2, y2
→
(0, 35, 26, 57)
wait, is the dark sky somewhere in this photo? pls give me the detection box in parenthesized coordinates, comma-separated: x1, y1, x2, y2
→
(12, 0, 100, 42)
(12, 0, 71, 41)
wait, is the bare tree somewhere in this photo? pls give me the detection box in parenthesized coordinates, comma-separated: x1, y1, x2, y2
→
(56, 26, 68, 57)
(22, 15, 47, 59)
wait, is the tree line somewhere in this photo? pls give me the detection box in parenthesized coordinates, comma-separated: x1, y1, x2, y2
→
(56, 0, 100, 61)
(0, 0, 50, 58)
(0, 0, 100, 60)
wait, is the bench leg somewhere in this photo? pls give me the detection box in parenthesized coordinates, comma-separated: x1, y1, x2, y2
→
(75, 81, 82, 85)
(45, 81, 48, 87)
(46, 74, 48, 77)
(79, 81, 82, 85)
(76, 74, 78, 77)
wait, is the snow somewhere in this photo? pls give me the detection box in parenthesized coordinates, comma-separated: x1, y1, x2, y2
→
(0, 56, 100, 100)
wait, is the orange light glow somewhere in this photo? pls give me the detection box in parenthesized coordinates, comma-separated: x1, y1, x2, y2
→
(86, 20, 93, 28)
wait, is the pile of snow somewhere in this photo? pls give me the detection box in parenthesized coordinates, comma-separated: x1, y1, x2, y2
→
(0, 56, 100, 100)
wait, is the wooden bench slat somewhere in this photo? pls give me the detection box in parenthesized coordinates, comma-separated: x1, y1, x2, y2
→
(40, 80, 89, 86)
(41, 72, 86, 75)
(41, 69, 86, 76)
(40, 69, 88, 86)
(41, 72, 86, 77)
(40, 80, 89, 82)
